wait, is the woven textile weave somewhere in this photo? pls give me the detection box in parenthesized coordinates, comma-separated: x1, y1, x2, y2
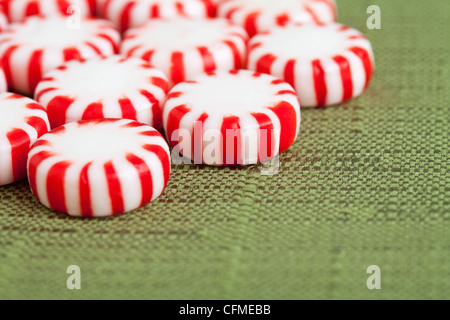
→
(0, 0, 448, 300)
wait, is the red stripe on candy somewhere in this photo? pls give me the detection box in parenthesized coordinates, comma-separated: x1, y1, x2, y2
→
(35, 87, 57, 101)
(124, 45, 141, 57)
(32, 139, 51, 148)
(140, 89, 162, 130)
(312, 59, 327, 107)
(119, 97, 137, 120)
(79, 162, 93, 217)
(225, 7, 238, 19)
(85, 41, 102, 54)
(2, 45, 19, 86)
(26, 102, 46, 110)
(139, 130, 162, 137)
(63, 47, 82, 61)
(151, 77, 169, 94)
(167, 92, 183, 100)
(1, 0, 10, 17)
(203, 0, 216, 17)
(277, 90, 296, 96)
(221, 116, 242, 166)
(50, 125, 66, 135)
(102, 0, 113, 17)
(28, 49, 43, 94)
(349, 47, 373, 89)
(150, 4, 159, 17)
(284, 59, 296, 90)
(276, 14, 290, 26)
(47, 161, 72, 213)
(47, 96, 75, 129)
(7, 129, 30, 181)
(122, 121, 145, 128)
(120, 1, 136, 32)
(28, 150, 54, 201)
(26, 116, 48, 136)
(170, 52, 185, 84)
(126, 153, 153, 206)
(256, 54, 276, 75)
(192, 112, 209, 164)
(104, 161, 124, 215)
(142, 144, 171, 189)
(304, 5, 323, 25)
(175, 2, 185, 15)
(198, 46, 217, 73)
(57, 0, 72, 15)
(87, 0, 96, 16)
(166, 104, 190, 148)
(223, 40, 242, 69)
(97, 33, 118, 53)
(82, 102, 104, 121)
(25, 1, 40, 17)
(244, 12, 260, 37)
(333, 55, 353, 101)
(141, 50, 154, 63)
(251, 113, 275, 162)
(269, 101, 297, 153)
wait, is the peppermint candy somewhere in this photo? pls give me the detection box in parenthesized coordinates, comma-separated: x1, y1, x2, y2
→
(28, 119, 171, 217)
(248, 23, 375, 107)
(0, 16, 120, 95)
(0, 92, 50, 186)
(35, 55, 169, 129)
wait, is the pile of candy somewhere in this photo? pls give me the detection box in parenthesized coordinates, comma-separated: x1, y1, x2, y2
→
(0, 0, 375, 217)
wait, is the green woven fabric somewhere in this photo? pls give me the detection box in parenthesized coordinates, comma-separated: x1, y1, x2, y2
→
(0, 0, 448, 300)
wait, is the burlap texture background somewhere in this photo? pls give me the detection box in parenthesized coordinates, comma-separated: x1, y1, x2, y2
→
(0, 0, 448, 299)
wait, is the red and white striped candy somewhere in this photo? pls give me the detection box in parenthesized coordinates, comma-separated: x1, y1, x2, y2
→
(0, 16, 120, 96)
(0, 0, 96, 21)
(98, 0, 216, 32)
(0, 92, 50, 186)
(0, 64, 7, 92)
(27, 119, 171, 217)
(0, 6, 8, 31)
(247, 23, 375, 107)
(121, 18, 248, 86)
(163, 70, 301, 166)
(218, 0, 337, 37)
(35, 55, 169, 129)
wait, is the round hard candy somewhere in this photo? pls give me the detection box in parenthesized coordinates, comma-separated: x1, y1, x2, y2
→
(98, 0, 216, 32)
(35, 55, 169, 129)
(247, 23, 375, 107)
(163, 69, 301, 166)
(0, 0, 96, 21)
(218, 0, 337, 37)
(0, 16, 120, 95)
(0, 92, 50, 186)
(0, 6, 8, 32)
(27, 119, 171, 217)
(121, 18, 248, 86)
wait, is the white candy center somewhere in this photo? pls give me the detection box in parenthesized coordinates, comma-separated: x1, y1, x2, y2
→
(258, 25, 349, 60)
(180, 72, 280, 116)
(49, 121, 143, 163)
(11, 17, 95, 48)
(53, 58, 148, 97)
(234, 0, 308, 12)
(132, 19, 232, 50)
(0, 98, 31, 136)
